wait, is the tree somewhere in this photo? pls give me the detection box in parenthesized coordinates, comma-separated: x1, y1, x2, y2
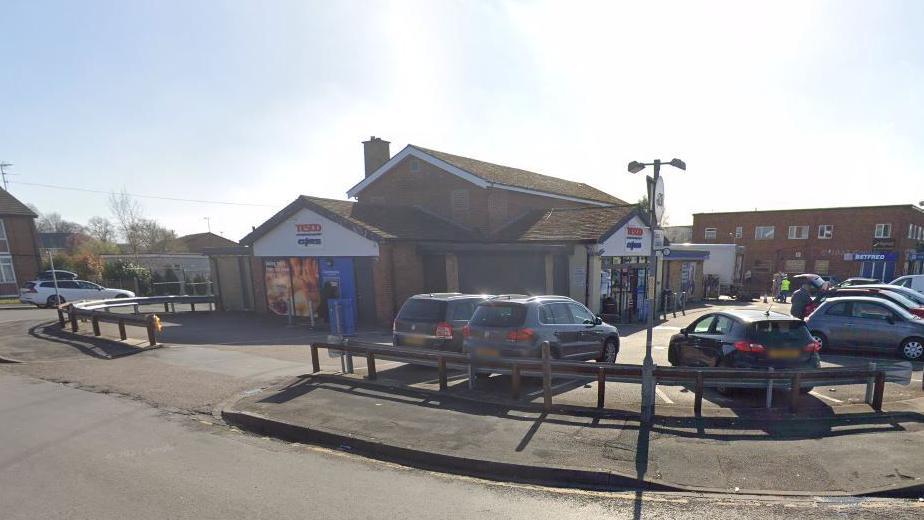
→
(86, 216, 116, 243)
(36, 211, 84, 233)
(108, 190, 144, 254)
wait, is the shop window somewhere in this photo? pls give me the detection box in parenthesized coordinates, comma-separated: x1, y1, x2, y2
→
(818, 224, 833, 239)
(734, 226, 742, 239)
(704, 228, 717, 240)
(814, 259, 830, 275)
(788, 225, 809, 240)
(874, 223, 891, 238)
(0, 256, 14, 283)
(755, 226, 775, 240)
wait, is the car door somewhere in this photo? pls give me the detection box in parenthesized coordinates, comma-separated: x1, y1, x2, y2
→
(56, 280, 81, 301)
(849, 302, 903, 351)
(815, 301, 853, 348)
(539, 302, 581, 358)
(566, 302, 602, 358)
(700, 315, 735, 366)
(677, 315, 717, 366)
(77, 281, 102, 299)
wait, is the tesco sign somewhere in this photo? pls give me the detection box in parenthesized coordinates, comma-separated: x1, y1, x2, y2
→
(627, 226, 644, 237)
(296, 223, 323, 247)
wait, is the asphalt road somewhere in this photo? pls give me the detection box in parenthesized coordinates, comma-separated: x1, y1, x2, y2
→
(1, 372, 920, 520)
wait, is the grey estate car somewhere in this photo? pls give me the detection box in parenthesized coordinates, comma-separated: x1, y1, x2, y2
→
(462, 295, 620, 361)
(805, 296, 924, 361)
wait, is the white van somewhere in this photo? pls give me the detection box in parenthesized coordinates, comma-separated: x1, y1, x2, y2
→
(890, 274, 924, 294)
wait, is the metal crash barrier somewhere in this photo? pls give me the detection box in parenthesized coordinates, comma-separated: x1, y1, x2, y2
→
(56, 295, 215, 347)
(308, 339, 913, 416)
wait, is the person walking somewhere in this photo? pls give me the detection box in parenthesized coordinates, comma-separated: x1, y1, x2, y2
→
(771, 273, 782, 302)
(780, 276, 791, 303)
(790, 282, 813, 320)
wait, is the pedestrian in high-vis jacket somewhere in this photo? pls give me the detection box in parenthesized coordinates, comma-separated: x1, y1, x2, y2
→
(780, 276, 791, 303)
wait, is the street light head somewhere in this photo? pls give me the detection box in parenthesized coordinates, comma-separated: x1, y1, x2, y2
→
(627, 161, 645, 174)
(669, 158, 686, 171)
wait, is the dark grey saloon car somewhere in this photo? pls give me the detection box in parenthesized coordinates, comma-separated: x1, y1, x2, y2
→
(805, 296, 924, 361)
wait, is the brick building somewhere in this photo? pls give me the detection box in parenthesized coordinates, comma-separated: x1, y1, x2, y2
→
(210, 137, 668, 326)
(0, 189, 41, 297)
(692, 205, 924, 292)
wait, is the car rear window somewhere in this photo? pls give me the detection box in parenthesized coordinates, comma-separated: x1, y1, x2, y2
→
(748, 320, 812, 348)
(449, 299, 481, 321)
(397, 299, 447, 322)
(469, 304, 527, 327)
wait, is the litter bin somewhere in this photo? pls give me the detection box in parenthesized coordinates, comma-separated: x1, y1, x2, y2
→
(327, 298, 356, 336)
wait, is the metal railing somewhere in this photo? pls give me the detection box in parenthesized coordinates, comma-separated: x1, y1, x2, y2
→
(308, 339, 911, 416)
(56, 295, 215, 347)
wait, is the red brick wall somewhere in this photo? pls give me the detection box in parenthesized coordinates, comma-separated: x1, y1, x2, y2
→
(692, 206, 924, 290)
(357, 156, 589, 234)
(372, 243, 395, 326)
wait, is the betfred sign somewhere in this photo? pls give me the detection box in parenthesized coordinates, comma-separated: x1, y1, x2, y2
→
(296, 223, 323, 247)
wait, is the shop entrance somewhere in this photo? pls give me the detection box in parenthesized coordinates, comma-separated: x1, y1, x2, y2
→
(601, 257, 649, 323)
(859, 260, 895, 282)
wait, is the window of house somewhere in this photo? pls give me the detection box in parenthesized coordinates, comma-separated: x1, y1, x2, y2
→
(704, 228, 717, 240)
(818, 224, 833, 239)
(734, 226, 742, 239)
(755, 226, 775, 240)
(911, 224, 916, 239)
(814, 259, 829, 274)
(0, 256, 14, 283)
(788, 225, 809, 239)
(450, 189, 470, 218)
(874, 223, 891, 238)
(0, 219, 8, 253)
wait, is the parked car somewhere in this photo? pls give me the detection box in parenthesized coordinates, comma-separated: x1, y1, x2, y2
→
(804, 287, 924, 318)
(819, 275, 840, 285)
(837, 277, 880, 287)
(392, 293, 490, 351)
(890, 274, 924, 294)
(20, 280, 135, 307)
(806, 296, 924, 361)
(860, 284, 924, 306)
(462, 295, 620, 362)
(35, 269, 78, 281)
(667, 309, 821, 393)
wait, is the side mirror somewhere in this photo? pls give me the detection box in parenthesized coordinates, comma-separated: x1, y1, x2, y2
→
(595, 316, 603, 325)
(680, 327, 688, 335)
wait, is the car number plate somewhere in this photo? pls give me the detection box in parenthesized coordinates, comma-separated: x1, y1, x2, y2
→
(476, 347, 499, 357)
(767, 349, 801, 359)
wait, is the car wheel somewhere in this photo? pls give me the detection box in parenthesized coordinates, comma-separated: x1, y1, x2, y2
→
(899, 337, 924, 361)
(811, 331, 828, 352)
(46, 295, 64, 308)
(598, 338, 619, 363)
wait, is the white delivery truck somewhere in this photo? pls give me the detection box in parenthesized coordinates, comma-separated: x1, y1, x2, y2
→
(667, 243, 751, 300)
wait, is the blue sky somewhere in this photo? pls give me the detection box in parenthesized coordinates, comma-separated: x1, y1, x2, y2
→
(2, 0, 924, 240)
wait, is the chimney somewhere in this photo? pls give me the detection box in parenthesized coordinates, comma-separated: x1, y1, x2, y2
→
(362, 136, 390, 177)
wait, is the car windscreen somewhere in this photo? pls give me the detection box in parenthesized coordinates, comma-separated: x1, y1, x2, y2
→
(469, 304, 527, 327)
(747, 320, 813, 348)
(397, 299, 447, 322)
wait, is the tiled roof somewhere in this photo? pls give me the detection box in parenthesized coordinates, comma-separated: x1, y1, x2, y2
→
(0, 189, 37, 217)
(411, 146, 624, 205)
(175, 232, 238, 253)
(495, 205, 640, 242)
(240, 196, 480, 245)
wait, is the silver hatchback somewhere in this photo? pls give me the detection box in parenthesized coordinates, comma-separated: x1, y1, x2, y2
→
(805, 296, 924, 361)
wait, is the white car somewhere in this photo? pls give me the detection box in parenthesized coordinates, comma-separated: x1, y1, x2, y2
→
(20, 280, 135, 308)
(890, 274, 924, 294)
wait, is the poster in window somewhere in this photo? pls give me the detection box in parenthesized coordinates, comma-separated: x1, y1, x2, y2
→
(264, 259, 292, 316)
(289, 257, 321, 318)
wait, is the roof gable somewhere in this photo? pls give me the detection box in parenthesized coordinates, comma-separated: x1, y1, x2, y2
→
(347, 145, 624, 207)
(0, 189, 37, 217)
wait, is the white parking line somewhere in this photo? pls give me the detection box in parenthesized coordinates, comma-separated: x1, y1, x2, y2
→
(809, 391, 843, 404)
(655, 387, 675, 404)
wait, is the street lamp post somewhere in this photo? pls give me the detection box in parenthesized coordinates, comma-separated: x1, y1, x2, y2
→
(627, 158, 685, 423)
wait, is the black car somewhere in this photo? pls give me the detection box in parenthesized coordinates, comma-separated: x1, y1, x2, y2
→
(393, 293, 490, 351)
(668, 309, 821, 392)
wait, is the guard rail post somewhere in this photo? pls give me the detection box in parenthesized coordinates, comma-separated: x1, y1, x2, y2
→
(468, 348, 477, 389)
(145, 316, 157, 347)
(118, 320, 127, 340)
(366, 352, 377, 380)
(541, 341, 552, 411)
(70, 307, 79, 332)
(864, 362, 877, 405)
(789, 372, 801, 413)
(438, 357, 448, 391)
(164, 302, 170, 313)
(765, 367, 774, 409)
(596, 367, 606, 409)
(511, 363, 521, 400)
(872, 371, 885, 412)
(57, 306, 66, 328)
(694, 371, 704, 416)
(91, 316, 101, 336)
(310, 345, 320, 373)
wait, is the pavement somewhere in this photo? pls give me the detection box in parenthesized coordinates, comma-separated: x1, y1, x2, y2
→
(3, 302, 924, 498)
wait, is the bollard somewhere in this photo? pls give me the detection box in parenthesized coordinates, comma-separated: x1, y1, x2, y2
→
(438, 357, 448, 391)
(310, 345, 320, 373)
(70, 309, 79, 333)
(511, 364, 521, 400)
(57, 307, 65, 328)
(91, 316, 101, 336)
(541, 341, 552, 411)
(118, 320, 127, 340)
(865, 362, 877, 405)
(872, 371, 885, 411)
(597, 367, 606, 409)
(146, 317, 157, 347)
(366, 352, 377, 380)
(765, 367, 774, 409)
(694, 371, 704, 416)
(789, 372, 801, 413)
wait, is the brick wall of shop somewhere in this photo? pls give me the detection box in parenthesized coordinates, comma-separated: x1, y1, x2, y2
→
(693, 205, 924, 290)
(357, 155, 588, 234)
(1, 216, 41, 296)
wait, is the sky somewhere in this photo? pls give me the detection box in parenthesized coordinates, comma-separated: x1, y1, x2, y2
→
(2, 0, 924, 241)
